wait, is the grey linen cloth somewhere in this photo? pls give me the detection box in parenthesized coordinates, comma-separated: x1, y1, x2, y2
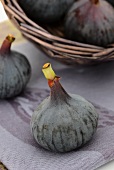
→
(0, 42, 114, 170)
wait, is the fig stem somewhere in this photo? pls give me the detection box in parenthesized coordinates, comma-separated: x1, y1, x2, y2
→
(90, 0, 99, 4)
(42, 63, 60, 88)
(0, 34, 15, 54)
(42, 63, 56, 80)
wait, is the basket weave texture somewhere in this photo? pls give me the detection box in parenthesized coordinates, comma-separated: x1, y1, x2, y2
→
(2, 0, 114, 65)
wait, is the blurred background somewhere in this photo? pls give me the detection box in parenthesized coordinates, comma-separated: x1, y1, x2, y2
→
(0, 1, 23, 44)
(0, 1, 7, 22)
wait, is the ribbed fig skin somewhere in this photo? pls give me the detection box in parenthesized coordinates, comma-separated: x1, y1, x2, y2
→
(0, 51, 31, 98)
(31, 81, 98, 152)
(65, 0, 114, 46)
(18, 0, 75, 24)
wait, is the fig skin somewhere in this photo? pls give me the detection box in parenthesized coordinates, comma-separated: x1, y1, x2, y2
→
(31, 93, 98, 152)
(65, 0, 114, 47)
(0, 35, 31, 99)
(0, 52, 31, 99)
(18, 0, 75, 24)
(106, 0, 114, 6)
(31, 63, 98, 152)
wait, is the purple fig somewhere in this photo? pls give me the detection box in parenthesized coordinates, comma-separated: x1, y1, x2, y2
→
(65, 0, 114, 46)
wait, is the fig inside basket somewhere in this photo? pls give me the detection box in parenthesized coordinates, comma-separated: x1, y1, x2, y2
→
(1, 0, 114, 65)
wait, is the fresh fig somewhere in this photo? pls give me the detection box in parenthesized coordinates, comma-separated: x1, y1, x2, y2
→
(31, 63, 98, 152)
(0, 35, 31, 99)
(106, 0, 114, 7)
(65, 0, 114, 46)
(18, 0, 75, 24)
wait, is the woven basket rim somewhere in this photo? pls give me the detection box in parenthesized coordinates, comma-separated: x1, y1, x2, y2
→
(1, 0, 114, 65)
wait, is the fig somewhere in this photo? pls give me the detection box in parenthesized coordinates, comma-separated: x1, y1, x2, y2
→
(18, 0, 75, 24)
(31, 63, 98, 152)
(106, 0, 114, 7)
(65, 0, 114, 46)
(0, 35, 31, 99)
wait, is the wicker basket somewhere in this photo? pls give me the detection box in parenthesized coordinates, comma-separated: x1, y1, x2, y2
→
(2, 0, 114, 65)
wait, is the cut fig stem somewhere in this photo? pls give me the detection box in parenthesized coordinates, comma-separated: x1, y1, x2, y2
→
(90, 0, 99, 4)
(0, 34, 15, 54)
(42, 63, 61, 88)
(42, 63, 56, 80)
(42, 63, 70, 102)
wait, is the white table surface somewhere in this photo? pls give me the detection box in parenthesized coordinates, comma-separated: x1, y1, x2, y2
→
(0, 2, 114, 170)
